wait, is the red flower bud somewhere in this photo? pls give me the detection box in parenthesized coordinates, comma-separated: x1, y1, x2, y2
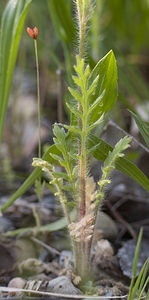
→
(27, 26, 38, 40)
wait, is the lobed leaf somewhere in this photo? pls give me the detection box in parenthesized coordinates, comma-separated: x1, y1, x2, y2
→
(50, 154, 66, 167)
(72, 75, 82, 88)
(89, 134, 149, 193)
(104, 136, 131, 168)
(68, 87, 82, 103)
(53, 124, 66, 144)
(66, 102, 82, 119)
(64, 125, 82, 136)
(53, 172, 69, 180)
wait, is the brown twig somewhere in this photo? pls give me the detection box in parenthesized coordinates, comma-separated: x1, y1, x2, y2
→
(106, 200, 136, 239)
(30, 236, 60, 256)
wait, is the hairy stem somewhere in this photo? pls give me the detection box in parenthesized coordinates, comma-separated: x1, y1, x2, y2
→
(79, 129, 87, 218)
(76, 0, 90, 218)
(75, 0, 92, 278)
(76, 0, 87, 59)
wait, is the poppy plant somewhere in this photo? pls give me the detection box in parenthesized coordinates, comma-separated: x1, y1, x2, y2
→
(27, 26, 38, 40)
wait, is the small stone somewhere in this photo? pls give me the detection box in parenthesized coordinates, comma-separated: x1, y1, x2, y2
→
(95, 212, 118, 241)
(8, 277, 26, 296)
(8, 277, 26, 289)
(118, 239, 149, 278)
(59, 251, 73, 266)
(0, 216, 14, 233)
(46, 276, 81, 295)
(95, 239, 114, 257)
(94, 239, 114, 264)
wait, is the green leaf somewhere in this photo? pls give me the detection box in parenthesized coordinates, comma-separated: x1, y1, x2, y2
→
(88, 50, 118, 122)
(0, 0, 32, 146)
(72, 75, 83, 89)
(64, 125, 82, 136)
(87, 75, 99, 97)
(68, 87, 82, 103)
(97, 136, 131, 195)
(66, 102, 82, 119)
(104, 136, 131, 168)
(130, 110, 149, 148)
(53, 124, 66, 143)
(62, 185, 73, 192)
(89, 134, 149, 193)
(50, 154, 66, 167)
(88, 90, 105, 115)
(88, 115, 104, 131)
(53, 172, 69, 180)
(74, 56, 85, 76)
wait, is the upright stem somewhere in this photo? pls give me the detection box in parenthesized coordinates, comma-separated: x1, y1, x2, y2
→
(75, 0, 92, 279)
(76, 0, 88, 218)
(76, 0, 87, 59)
(34, 40, 41, 158)
(79, 121, 87, 218)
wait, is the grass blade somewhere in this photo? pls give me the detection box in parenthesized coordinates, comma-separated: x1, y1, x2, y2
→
(138, 260, 149, 300)
(0, 0, 32, 146)
(128, 228, 143, 300)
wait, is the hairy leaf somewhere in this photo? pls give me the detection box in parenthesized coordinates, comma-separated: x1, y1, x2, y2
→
(97, 136, 131, 196)
(89, 134, 149, 193)
(104, 136, 131, 168)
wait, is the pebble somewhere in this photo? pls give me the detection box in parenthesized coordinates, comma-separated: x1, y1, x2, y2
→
(59, 250, 73, 266)
(118, 239, 149, 278)
(95, 211, 118, 241)
(46, 275, 81, 295)
(0, 216, 14, 233)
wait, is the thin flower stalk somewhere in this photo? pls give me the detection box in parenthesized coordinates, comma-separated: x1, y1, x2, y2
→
(27, 27, 41, 158)
(27, 27, 42, 217)
(34, 39, 41, 158)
